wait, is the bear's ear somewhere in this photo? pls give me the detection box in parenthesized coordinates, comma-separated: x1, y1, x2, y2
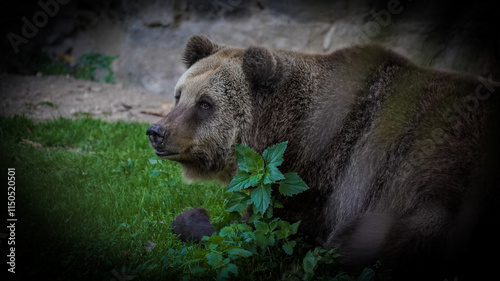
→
(183, 35, 220, 68)
(242, 46, 282, 88)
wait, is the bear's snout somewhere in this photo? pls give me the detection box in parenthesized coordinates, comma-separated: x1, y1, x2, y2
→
(147, 120, 192, 159)
(146, 124, 167, 149)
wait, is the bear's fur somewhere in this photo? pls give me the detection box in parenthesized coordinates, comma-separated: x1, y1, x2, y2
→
(148, 35, 500, 280)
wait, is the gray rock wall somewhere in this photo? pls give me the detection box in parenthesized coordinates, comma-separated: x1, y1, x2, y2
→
(2, 0, 499, 103)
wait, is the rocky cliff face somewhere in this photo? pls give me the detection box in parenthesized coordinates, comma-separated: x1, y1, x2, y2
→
(2, 0, 499, 102)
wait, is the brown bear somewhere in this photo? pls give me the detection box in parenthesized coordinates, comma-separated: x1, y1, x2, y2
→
(147, 34, 500, 280)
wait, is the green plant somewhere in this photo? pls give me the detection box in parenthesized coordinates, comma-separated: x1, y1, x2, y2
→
(75, 52, 118, 83)
(36, 101, 58, 109)
(25, 50, 71, 75)
(226, 142, 308, 216)
(24, 50, 118, 83)
(158, 142, 310, 280)
(175, 142, 392, 281)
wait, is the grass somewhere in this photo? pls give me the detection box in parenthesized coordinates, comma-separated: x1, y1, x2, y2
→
(0, 116, 390, 281)
(0, 116, 227, 280)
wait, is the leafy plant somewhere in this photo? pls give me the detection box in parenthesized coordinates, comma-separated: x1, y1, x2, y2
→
(167, 141, 310, 280)
(156, 142, 393, 280)
(75, 52, 118, 83)
(25, 50, 71, 75)
(24, 50, 118, 83)
(226, 142, 308, 215)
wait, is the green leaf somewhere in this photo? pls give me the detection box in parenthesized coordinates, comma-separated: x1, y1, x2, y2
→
(206, 252, 226, 269)
(278, 173, 309, 196)
(249, 171, 264, 183)
(275, 229, 287, 240)
(148, 157, 160, 165)
(283, 240, 296, 255)
(225, 191, 251, 212)
(255, 231, 276, 247)
(274, 199, 284, 208)
(262, 165, 285, 184)
(262, 141, 287, 168)
(188, 265, 207, 275)
(225, 263, 238, 275)
(254, 232, 268, 247)
(254, 221, 269, 233)
(227, 171, 255, 192)
(149, 169, 163, 178)
(247, 213, 263, 224)
(193, 250, 209, 260)
(218, 227, 233, 237)
(267, 232, 275, 246)
(206, 235, 225, 245)
(289, 221, 301, 235)
(332, 273, 354, 281)
(226, 248, 253, 257)
(357, 268, 375, 281)
(262, 142, 287, 184)
(263, 203, 274, 219)
(303, 250, 320, 281)
(219, 263, 238, 280)
(236, 223, 253, 232)
(268, 220, 278, 232)
(234, 143, 264, 174)
(250, 184, 272, 214)
(276, 221, 291, 239)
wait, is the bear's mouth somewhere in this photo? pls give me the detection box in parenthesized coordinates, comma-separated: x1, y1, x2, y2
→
(155, 150, 179, 158)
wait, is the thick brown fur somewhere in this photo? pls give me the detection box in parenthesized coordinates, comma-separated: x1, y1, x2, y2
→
(148, 34, 500, 280)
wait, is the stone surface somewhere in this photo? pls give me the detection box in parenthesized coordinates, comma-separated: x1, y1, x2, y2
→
(1, 0, 499, 105)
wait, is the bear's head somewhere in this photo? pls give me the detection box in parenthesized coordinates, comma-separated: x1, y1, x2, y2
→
(147, 35, 282, 184)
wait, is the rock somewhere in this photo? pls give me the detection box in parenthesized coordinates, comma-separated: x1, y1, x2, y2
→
(144, 241, 156, 254)
(89, 86, 102, 93)
(3, 0, 499, 98)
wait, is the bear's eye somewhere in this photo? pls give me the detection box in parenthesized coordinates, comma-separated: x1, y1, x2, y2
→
(174, 90, 181, 103)
(198, 101, 212, 110)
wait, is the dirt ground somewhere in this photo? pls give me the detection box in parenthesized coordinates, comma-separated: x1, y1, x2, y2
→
(0, 73, 173, 124)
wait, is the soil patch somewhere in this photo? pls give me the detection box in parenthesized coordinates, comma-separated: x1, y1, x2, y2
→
(0, 73, 172, 124)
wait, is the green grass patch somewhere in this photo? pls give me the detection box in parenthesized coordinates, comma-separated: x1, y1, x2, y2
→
(0, 116, 226, 280)
(0, 116, 390, 281)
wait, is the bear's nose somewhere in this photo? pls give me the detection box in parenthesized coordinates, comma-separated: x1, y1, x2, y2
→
(146, 124, 167, 147)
